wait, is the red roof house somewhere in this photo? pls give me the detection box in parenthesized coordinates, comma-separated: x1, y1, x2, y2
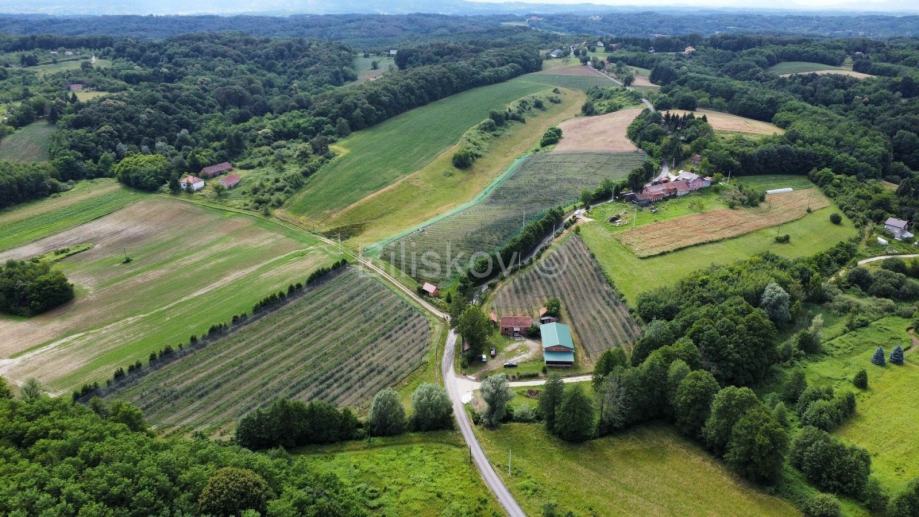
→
(421, 282, 439, 297)
(200, 162, 233, 178)
(219, 174, 241, 189)
(500, 316, 533, 337)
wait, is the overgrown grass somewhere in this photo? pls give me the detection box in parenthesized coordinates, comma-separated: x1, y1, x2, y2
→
(0, 121, 55, 162)
(475, 422, 798, 516)
(768, 61, 848, 75)
(27, 58, 112, 77)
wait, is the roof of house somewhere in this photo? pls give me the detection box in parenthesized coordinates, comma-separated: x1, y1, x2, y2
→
(220, 174, 241, 188)
(539, 306, 548, 317)
(540, 322, 574, 351)
(544, 350, 575, 363)
(885, 217, 909, 229)
(200, 162, 232, 176)
(674, 170, 701, 182)
(500, 316, 533, 329)
(180, 175, 203, 184)
(421, 282, 438, 294)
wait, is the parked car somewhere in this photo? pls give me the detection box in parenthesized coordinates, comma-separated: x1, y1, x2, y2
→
(503, 361, 518, 368)
(481, 354, 487, 363)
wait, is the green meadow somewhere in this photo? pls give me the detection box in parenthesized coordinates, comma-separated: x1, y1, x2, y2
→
(0, 121, 56, 162)
(768, 61, 848, 75)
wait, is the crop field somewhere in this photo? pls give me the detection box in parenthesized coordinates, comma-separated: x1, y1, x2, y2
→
(0, 198, 339, 392)
(0, 179, 141, 252)
(491, 236, 640, 360)
(801, 316, 919, 493)
(380, 151, 645, 282)
(616, 189, 830, 257)
(476, 423, 798, 516)
(284, 76, 555, 224)
(664, 109, 784, 136)
(108, 268, 433, 435)
(299, 431, 500, 516)
(529, 66, 615, 90)
(768, 61, 872, 79)
(0, 121, 55, 162)
(553, 107, 642, 153)
(318, 88, 586, 247)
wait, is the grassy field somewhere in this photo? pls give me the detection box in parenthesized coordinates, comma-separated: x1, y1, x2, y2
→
(491, 236, 640, 362)
(298, 431, 501, 516)
(476, 423, 798, 516)
(74, 90, 109, 102)
(0, 179, 141, 252)
(0, 198, 341, 392)
(665, 109, 783, 136)
(380, 151, 646, 282)
(801, 315, 919, 493)
(284, 76, 558, 224)
(352, 55, 394, 83)
(769, 61, 848, 75)
(317, 88, 586, 247)
(580, 177, 858, 304)
(26, 58, 112, 77)
(0, 121, 55, 162)
(108, 268, 434, 436)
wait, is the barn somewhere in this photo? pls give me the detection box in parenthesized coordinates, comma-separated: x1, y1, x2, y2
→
(541, 322, 574, 366)
(200, 162, 233, 178)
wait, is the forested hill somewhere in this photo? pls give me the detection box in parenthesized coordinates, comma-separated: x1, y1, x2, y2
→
(0, 11, 916, 44)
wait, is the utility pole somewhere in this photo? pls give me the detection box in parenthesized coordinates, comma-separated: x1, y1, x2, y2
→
(508, 449, 512, 477)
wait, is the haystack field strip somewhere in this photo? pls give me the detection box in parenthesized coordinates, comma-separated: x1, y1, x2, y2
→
(615, 189, 830, 257)
(0, 198, 338, 391)
(553, 107, 643, 153)
(492, 236, 640, 359)
(109, 268, 432, 435)
(381, 151, 645, 282)
(664, 109, 784, 136)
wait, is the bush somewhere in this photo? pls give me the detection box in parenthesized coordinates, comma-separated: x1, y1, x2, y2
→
(198, 467, 270, 516)
(889, 478, 919, 517)
(775, 234, 791, 243)
(481, 374, 512, 428)
(0, 260, 75, 316)
(872, 346, 887, 366)
(554, 384, 595, 443)
(791, 426, 871, 498)
(803, 494, 841, 517)
(891, 345, 905, 365)
(540, 126, 562, 147)
(853, 369, 868, 389)
(369, 388, 406, 436)
(830, 213, 842, 225)
(783, 370, 808, 403)
(410, 383, 453, 431)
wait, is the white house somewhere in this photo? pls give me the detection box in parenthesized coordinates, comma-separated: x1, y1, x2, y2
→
(180, 175, 205, 192)
(884, 217, 913, 241)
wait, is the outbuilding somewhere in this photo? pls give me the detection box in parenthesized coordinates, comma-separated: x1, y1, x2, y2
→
(500, 316, 533, 338)
(541, 322, 574, 366)
(180, 175, 205, 192)
(421, 282, 439, 297)
(885, 218, 914, 241)
(200, 162, 233, 178)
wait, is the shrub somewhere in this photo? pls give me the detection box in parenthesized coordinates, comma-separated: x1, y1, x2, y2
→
(198, 467, 270, 516)
(554, 385, 595, 442)
(853, 369, 868, 389)
(783, 370, 808, 403)
(891, 345, 905, 365)
(791, 426, 871, 498)
(775, 234, 791, 243)
(369, 388, 406, 436)
(872, 346, 887, 366)
(803, 493, 841, 517)
(830, 213, 842, 225)
(889, 478, 919, 517)
(540, 126, 562, 147)
(481, 374, 512, 428)
(411, 383, 453, 431)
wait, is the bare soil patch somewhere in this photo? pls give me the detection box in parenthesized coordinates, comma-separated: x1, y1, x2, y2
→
(616, 189, 830, 257)
(553, 108, 643, 153)
(664, 109, 784, 136)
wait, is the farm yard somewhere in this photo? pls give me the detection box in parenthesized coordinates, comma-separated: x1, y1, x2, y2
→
(0, 198, 339, 392)
(0, 179, 141, 251)
(108, 268, 434, 436)
(615, 189, 830, 257)
(316, 87, 586, 246)
(664, 109, 784, 136)
(0, 121, 55, 162)
(380, 151, 645, 282)
(491, 236, 639, 361)
(552, 107, 642, 154)
(476, 423, 798, 516)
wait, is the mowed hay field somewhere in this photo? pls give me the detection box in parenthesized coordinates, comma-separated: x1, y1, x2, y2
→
(664, 109, 784, 136)
(284, 76, 555, 223)
(109, 268, 433, 435)
(616, 189, 830, 257)
(317, 87, 586, 247)
(580, 176, 857, 303)
(0, 179, 141, 251)
(0, 198, 339, 392)
(381, 151, 645, 282)
(476, 423, 798, 516)
(299, 432, 500, 516)
(0, 121, 55, 162)
(768, 61, 872, 79)
(491, 236, 640, 361)
(552, 107, 642, 154)
(803, 316, 919, 493)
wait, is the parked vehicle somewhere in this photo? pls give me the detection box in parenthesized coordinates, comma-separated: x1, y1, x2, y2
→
(503, 361, 518, 368)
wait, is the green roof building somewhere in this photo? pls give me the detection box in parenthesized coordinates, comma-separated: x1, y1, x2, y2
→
(541, 322, 574, 366)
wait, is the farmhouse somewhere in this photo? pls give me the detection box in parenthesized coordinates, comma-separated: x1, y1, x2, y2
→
(67, 83, 83, 92)
(683, 45, 697, 56)
(884, 217, 914, 240)
(549, 49, 566, 58)
(541, 322, 574, 366)
(179, 175, 205, 192)
(637, 170, 710, 203)
(500, 316, 533, 337)
(421, 282, 439, 297)
(200, 162, 233, 178)
(219, 174, 241, 189)
(539, 306, 558, 324)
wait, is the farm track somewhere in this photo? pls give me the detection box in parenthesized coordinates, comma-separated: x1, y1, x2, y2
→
(493, 236, 640, 360)
(111, 269, 432, 434)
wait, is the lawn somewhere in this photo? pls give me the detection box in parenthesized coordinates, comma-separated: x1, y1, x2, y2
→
(298, 431, 501, 516)
(352, 55, 394, 83)
(475, 422, 798, 516)
(0, 179, 141, 252)
(580, 177, 858, 304)
(0, 121, 55, 162)
(108, 268, 435, 436)
(802, 316, 919, 493)
(0, 198, 341, 392)
(317, 87, 586, 247)
(284, 76, 558, 224)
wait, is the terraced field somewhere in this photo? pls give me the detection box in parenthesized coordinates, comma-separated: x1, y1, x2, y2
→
(109, 268, 433, 435)
(491, 236, 640, 360)
(380, 151, 645, 282)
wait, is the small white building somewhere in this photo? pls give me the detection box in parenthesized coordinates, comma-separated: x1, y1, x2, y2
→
(878, 236, 889, 246)
(766, 187, 794, 195)
(388, 49, 398, 56)
(884, 217, 913, 241)
(180, 175, 205, 192)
